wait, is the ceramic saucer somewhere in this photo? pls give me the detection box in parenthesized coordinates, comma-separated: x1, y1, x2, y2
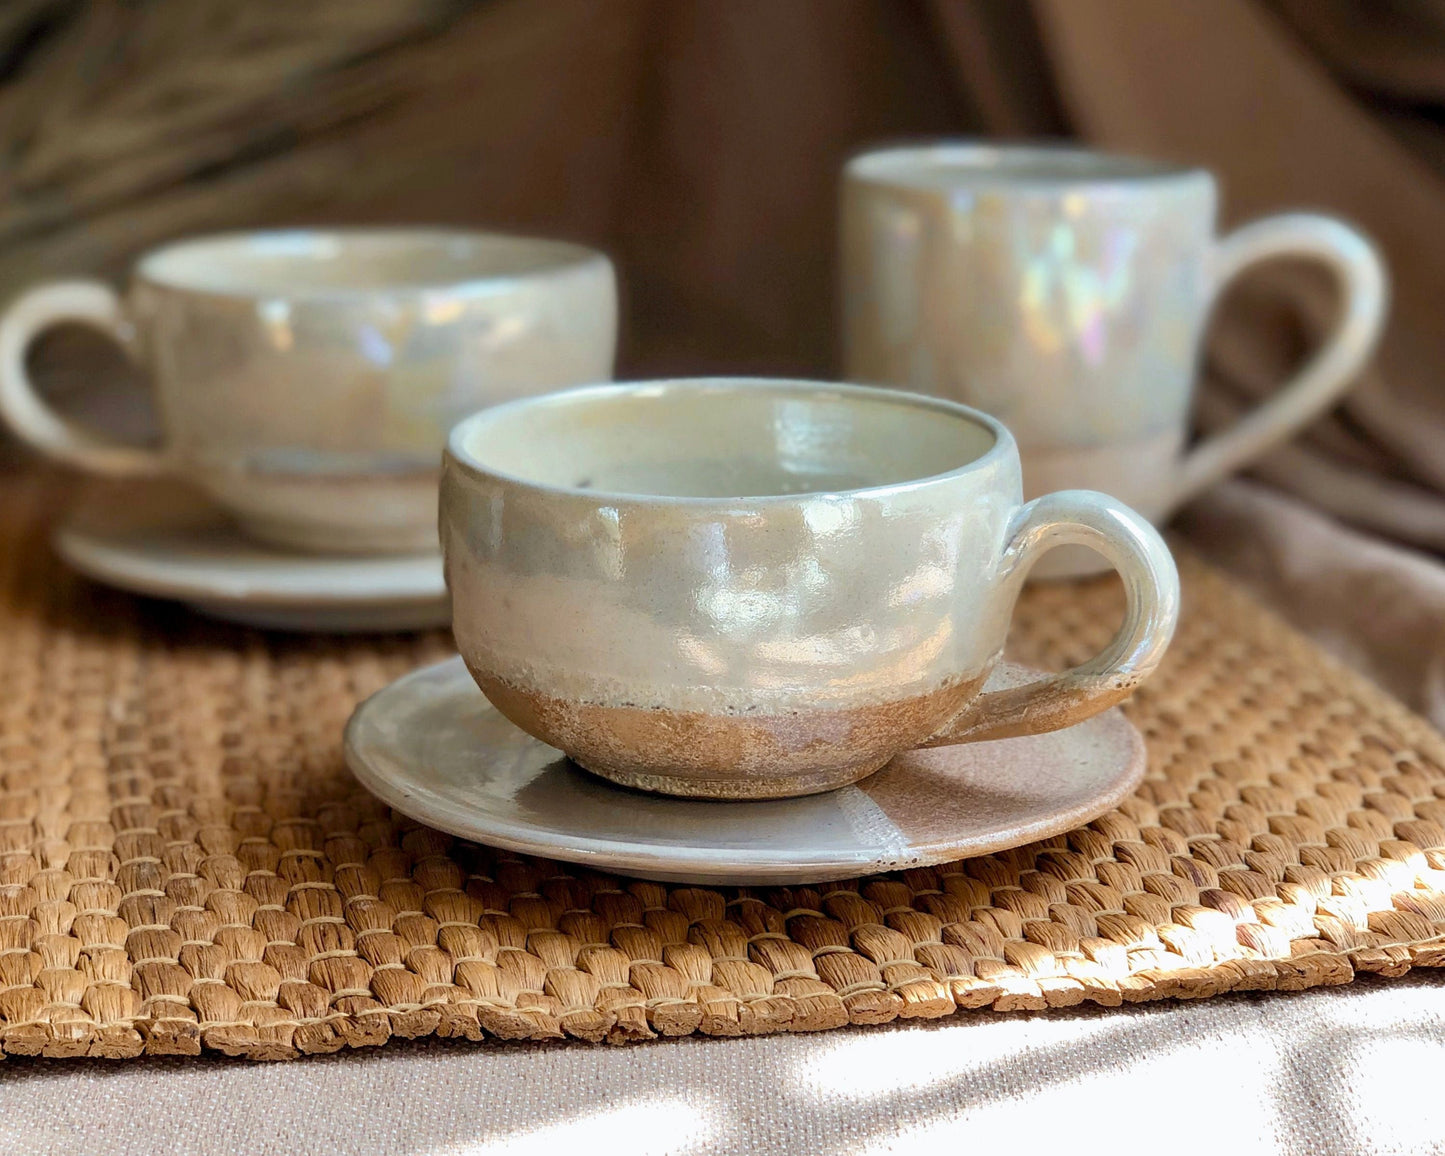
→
(344, 656, 1147, 885)
(54, 481, 449, 632)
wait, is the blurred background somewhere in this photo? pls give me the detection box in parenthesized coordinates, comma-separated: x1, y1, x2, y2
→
(3, 0, 1445, 717)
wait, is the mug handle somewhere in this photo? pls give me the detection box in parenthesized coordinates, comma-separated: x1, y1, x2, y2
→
(922, 490, 1179, 746)
(0, 280, 169, 477)
(1169, 213, 1387, 511)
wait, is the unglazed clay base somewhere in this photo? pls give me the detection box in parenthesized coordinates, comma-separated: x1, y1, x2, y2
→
(54, 481, 449, 633)
(344, 656, 1146, 885)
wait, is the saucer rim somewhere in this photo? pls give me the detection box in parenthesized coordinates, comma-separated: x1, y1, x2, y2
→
(54, 508, 447, 608)
(343, 656, 1147, 886)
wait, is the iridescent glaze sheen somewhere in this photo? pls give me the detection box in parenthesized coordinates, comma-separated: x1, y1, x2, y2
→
(841, 144, 1386, 545)
(0, 229, 617, 552)
(441, 378, 1180, 799)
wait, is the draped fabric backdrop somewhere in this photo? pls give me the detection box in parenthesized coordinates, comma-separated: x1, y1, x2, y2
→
(2, 0, 1444, 720)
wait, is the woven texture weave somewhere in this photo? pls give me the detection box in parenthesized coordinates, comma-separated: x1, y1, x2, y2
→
(2, 474, 1444, 1061)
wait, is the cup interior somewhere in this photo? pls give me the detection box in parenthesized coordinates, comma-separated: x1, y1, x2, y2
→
(450, 380, 999, 499)
(847, 143, 1208, 189)
(138, 229, 603, 296)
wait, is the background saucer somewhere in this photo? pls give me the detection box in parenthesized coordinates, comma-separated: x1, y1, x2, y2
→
(344, 656, 1147, 885)
(54, 480, 450, 632)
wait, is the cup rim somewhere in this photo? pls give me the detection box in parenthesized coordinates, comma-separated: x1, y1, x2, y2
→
(134, 226, 611, 300)
(445, 377, 1017, 506)
(845, 140, 1213, 191)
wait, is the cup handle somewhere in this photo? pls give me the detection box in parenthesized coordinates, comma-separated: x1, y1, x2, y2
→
(921, 490, 1180, 746)
(1169, 213, 1387, 511)
(0, 280, 169, 477)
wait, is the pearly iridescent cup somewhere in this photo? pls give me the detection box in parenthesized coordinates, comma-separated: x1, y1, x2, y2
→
(841, 143, 1386, 576)
(0, 229, 617, 553)
(442, 378, 1180, 799)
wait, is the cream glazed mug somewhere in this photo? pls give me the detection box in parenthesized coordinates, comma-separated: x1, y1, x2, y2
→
(842, 143, 1387, 576)
(441, 378, 1181, 800)
(0, 228, 616, 553)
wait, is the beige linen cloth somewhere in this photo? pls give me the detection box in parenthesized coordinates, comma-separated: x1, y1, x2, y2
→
(3, 3, 1445, 1152)
(2, 974, 1442, 1156)
(1035, 0, 1445, 730)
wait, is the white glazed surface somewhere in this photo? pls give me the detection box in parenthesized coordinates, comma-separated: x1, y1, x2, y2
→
(445, 381, 1019, 713)
(441, 378, 1178, 797)
(841, 143, 1387, 529)
(54, 480, 449, 632)
(342, 656, 1147, 885)
(0, 229, 617, 553)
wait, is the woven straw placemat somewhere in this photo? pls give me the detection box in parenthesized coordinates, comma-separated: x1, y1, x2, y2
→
(2, 473, 1444, 1060)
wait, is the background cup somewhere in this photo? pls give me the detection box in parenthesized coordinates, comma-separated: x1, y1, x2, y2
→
(841, 143, 1387, 576)
(0, 228, 617, 554)
(441, 378, 1180, 800)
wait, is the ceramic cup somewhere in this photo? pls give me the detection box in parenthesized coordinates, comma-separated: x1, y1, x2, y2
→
(841, 143, 1387, 576)
(0, 228, 617, 553)
(441, 378, 1180, 800)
